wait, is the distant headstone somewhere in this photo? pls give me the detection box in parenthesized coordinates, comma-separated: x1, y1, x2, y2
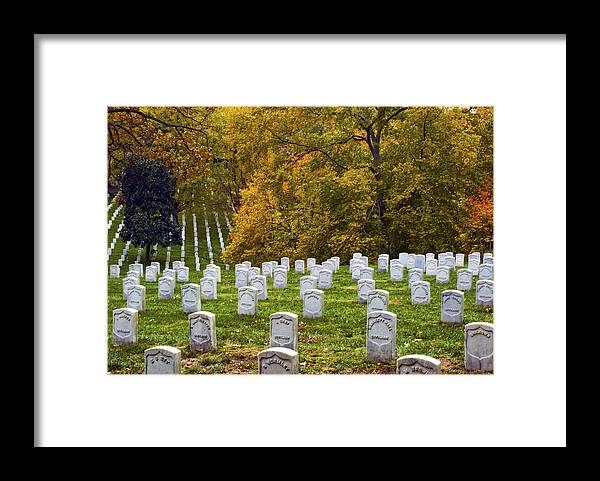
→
(127, 285, 146, 311)
(181, 283, 201, 313)
(307, 258, 316, 269)
(163, 268, 177, 280)
(238, 286, 258, 315)
(158, 276, 175, 300)
(258, 347, 299, 374)
(351, 264, 363, 282)
(177, 266, 189, 282)
(242, 261, 252, 269)
(151, 261, 161, 274)
(408, 268, 423, 285)
(390, 260, 404, 281)
(411, 281, 431, 305)
(262, 261, 273, 277)
(280, 257, 290, 270)
(456, 269, 473, 291)
(436, 266, 450, 284)
(331, 256, 340, 271)
(200, 276, 217, 300)
(358, 278, 375, 304)
(303, 289, 324, 319)
(318, 269, 333, 289)
(367, 289, 389, 313)
(322, 260, 335, 273)
(366, 310, 397, 362)
(309, 264, 322, 278)
(235, 267, 249, 288)
(126, 270, 141, 283)
(189, 311, 217, 353)
(399, 252, 409, 265)
(273, 267, 288, 289)
(415, 254, 426, 271)
(425, 259, 438, 276)
(145, 265, 158, 282)
(464, 322, 494, 372)
(442, 256, 455, 272)
(112, 307, 138, 345)
(144, 346, 181, 374)
(359, 266, 374, 281)
(250, 275, 268, 300)
(109, 265, 120, 278)
(300, 275, 318, 300)
(247, 266, 260, 282)
(467, 255, 480, 275)
(122, 276, 139, 300)
(441, 290, 464, 324)
(269, 312, 298, 351)
(455, 253, 465, 267)
(478, 263, 494, 281)
(130, 262, 144, 276)
(295, 260, 305, 274)
(476, 280, 494, 307)
(406, 254, 416, 269)
(377, 254, 389, 273)
(396, 355, 441, 374)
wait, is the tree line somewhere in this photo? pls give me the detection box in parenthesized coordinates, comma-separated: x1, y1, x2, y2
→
(108, 106, 493, 264)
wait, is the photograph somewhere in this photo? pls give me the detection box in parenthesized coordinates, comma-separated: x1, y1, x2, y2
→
(107, 106, 494, 375)
(36, 34, 565, 447)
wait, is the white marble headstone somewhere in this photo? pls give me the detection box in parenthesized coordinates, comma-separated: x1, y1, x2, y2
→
(357, 278, 375, 304)
(396, 354, 441, 374)
(464, 322, 494, 372)
(300, 275, 318, 300)
(189, 311, 217, 352)
(269, 312, 298, 351)
(258, 347, 299, 374)
(181, 283, 201, 313)
(303, 289, 324, 319)
(441, 289, 464, 324)
(366, 310, 397, 362)
(238, 286, 258, 315)
(144, 346, 181, 374)
(112, 307, 138, 345)
(411, 281, 430, 305)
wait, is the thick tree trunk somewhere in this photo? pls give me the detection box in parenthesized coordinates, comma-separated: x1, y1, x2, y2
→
(145, 243, 151, 264)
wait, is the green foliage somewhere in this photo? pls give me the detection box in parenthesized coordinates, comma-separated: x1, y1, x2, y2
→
(120, 156, 183, 257)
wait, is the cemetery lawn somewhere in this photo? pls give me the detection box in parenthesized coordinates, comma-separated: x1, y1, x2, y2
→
(107, 266, 493, 374)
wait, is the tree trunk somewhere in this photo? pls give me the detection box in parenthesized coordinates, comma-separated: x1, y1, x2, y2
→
(145, 243, 151, 264)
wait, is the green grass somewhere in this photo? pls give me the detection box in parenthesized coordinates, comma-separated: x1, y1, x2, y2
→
(108, 256, 493, 374)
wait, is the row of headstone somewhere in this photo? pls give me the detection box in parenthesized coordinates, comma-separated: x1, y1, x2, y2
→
(203, 206, 214, 263)
(180, 212, 186, 260)
(107, 221, 124, 261)
(223, 210, 232, 231)
(192, 213, 200, 271)
(214, 212, 225, 252)
(116, 240, 132, 268)
(107, 204, 122, 231)
(115, 306, 492, 373)
(365, 307, 493, 371)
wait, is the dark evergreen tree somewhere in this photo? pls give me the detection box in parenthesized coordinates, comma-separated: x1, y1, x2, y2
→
(119, 156, 182, 263)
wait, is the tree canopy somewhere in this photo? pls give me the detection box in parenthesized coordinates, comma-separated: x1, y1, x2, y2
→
(108, 106, 493, 264)
(119, 156, 182, 262)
